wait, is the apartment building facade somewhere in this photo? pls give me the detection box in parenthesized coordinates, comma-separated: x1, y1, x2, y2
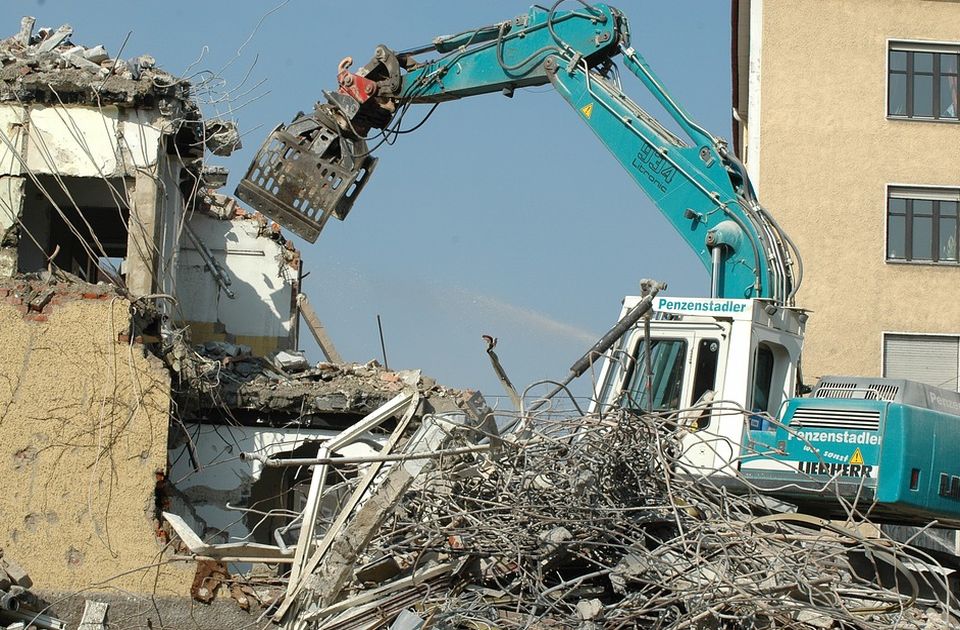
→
(733, 0, 960, 389)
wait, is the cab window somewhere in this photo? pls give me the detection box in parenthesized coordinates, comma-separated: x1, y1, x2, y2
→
(752, 344, 775, 414)
(622, 339, 687, 411)
(691, 339, 720, 403)
(690, 339, 720, 429)
(749, 344, 776, 430)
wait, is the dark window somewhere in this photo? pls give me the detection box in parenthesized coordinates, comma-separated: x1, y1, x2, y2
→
(751, 345, 775, 415)
(691, 339, 719, 403)
(887, 188, 960, 263)
(690, 339, 719, 430)
(622, 338, 687, 412)
(889, 46, 959, 120)
(748, 344, 776, 431)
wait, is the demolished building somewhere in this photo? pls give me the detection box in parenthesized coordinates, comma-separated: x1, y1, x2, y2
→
(1, 13, 960, 630)
(0, 17, 473, 629)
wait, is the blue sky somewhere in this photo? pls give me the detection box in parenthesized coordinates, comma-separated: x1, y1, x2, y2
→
(2, 1, 732, 401)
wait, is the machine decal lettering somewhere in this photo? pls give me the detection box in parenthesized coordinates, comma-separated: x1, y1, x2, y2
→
(632, 145, 676, 193)
(656, 298, 748, 314)
(796, 461, 874, 478)
(794, 430, 880, 446)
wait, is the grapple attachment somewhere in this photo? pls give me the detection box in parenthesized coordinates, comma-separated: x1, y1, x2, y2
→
(235, 107, 377, 243)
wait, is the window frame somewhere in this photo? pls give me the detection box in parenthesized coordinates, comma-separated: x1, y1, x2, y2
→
(620, 337, 689, 413)
(885, 185, 960, 265)
(887, 39, 960, 123)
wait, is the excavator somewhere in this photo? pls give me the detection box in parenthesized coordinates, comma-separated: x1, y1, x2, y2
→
(235, 2, 960, 531)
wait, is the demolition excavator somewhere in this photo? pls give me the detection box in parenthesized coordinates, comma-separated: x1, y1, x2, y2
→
(236, 2, 960, 529)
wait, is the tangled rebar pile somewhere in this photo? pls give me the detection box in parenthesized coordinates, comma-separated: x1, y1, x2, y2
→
(299, 405, 957, 629)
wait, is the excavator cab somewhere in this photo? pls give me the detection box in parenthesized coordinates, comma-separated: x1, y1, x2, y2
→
(592, 295, 806, 480)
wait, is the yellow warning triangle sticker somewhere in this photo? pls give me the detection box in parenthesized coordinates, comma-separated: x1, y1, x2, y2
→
(580, 103, 593, 119)
(850, 448, 864, 466)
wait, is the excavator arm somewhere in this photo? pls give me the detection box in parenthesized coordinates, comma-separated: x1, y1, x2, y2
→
(236, 2, 800, 304)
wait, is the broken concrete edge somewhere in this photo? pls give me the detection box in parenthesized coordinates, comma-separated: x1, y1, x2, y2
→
(0, 273, 159, 333)
(168, 339, 472, 420)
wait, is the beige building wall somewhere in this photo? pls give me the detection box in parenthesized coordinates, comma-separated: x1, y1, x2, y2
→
(737, 0, 960, 381)
(0, 286, 190, 595)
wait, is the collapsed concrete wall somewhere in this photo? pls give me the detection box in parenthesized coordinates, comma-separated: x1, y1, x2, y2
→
(0, 279, 190, 594)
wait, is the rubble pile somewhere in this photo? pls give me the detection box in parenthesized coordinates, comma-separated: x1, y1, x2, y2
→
(0, 17, 241, 157)
(283, 407, 957, 629)
(0, 16, 184, 106)
(0, 550, 63, 630)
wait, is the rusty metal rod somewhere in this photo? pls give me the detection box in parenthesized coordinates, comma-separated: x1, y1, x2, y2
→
(241, 443, 491, 468)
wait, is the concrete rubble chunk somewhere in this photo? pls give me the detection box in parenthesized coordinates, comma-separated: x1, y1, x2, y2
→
(0, 557, 32, 589)
(16, 17, 34, 46)
(77, 600, 109, 630)
(388, 610, 424, 630)
(576, 598, 603, 620)
(128, 55, 155, 81)
(62, 47, 107, 75)
(271, 349, 309, 373)
(204, 119, 243, 156)
(201, 167, 230, 191)
(82, 44, 108, 63)
(34, 24, 72, 53)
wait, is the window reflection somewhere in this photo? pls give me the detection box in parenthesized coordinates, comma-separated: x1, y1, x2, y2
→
(889, 47, 959, 120)
(887, 191, 960, 263)
(622, 339, 687, 412)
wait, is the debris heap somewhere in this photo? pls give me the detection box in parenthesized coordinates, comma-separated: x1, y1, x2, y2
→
(280, 407, 957, 629)
(0, 17, 182, 106)
(0, 549, 65, 630)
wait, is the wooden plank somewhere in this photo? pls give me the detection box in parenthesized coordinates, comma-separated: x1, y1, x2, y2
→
(304, 562, 453, 624)
(299, 293, 343, 363)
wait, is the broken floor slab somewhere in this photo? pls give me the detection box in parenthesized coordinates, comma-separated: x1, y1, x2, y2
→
(170, 341, 431, 422)
(0, 18, 191, 107)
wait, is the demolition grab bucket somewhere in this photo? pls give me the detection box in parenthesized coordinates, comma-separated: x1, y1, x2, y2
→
(235, 114, 377, 243)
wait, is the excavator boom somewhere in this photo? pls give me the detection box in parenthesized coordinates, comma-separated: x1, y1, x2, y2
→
(236, 3, 960, 534)
(235, 2, 799, 304)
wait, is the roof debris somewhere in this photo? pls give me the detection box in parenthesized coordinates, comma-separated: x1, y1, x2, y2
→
(0, 17, 187, 106)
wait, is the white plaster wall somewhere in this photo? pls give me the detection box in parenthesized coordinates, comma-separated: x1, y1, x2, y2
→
(156, 158, 184, 306)
(0, 106, 25, 178)
(25, 105, 162, 177)
(168, 423, 376, 545)
(0, 106, 27, 234)
(176, 214, 297, 339)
